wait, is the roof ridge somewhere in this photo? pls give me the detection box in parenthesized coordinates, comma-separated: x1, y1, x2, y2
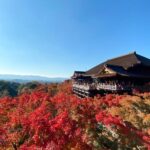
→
(106, 51, 136, 62)
(133, 52, 142, 64)
(135, 53, 150, 65)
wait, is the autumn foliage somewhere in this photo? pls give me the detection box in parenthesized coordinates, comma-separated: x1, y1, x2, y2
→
(0, 81, 150, 149)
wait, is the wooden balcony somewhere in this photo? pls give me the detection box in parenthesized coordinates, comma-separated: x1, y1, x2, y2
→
(72, 83, 97, 98)
(72, 84, 96, 91)
(97, 84, 117, 91)
(73, 83, 131, 92)
(97, 83, 131, 91)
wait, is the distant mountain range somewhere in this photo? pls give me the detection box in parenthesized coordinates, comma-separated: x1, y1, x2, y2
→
(0, 74, 68, 83)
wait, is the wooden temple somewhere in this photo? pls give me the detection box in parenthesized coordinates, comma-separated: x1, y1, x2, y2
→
(71, 52, 150, 97)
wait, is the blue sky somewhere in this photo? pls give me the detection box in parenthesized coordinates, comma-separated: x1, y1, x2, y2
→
(0, 0, 150, 77)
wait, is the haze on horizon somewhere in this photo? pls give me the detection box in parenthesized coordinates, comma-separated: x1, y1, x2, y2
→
(0, 0, 150, 78)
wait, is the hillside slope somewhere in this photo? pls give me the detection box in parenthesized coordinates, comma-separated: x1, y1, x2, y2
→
(0, 81, 150, 149)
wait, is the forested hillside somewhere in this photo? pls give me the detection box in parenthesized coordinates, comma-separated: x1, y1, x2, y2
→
(0, 80, 46, 97)
(0, 81, 150, 149)
(0, 81, 19, 97)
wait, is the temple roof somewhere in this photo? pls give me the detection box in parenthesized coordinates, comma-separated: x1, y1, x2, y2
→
(95, 64, 150, 78)
(86, 52, 150, 76)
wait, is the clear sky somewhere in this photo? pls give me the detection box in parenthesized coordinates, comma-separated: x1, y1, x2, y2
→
(0, 0, 150, 77)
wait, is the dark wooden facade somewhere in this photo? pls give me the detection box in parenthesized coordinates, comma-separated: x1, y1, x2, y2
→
(72, 52, 150, 97)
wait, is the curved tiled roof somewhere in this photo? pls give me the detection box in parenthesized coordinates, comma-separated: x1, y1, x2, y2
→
(86, 52, 150, 76)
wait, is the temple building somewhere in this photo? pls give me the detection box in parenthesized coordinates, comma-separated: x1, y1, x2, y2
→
(72, 52, 150, 97)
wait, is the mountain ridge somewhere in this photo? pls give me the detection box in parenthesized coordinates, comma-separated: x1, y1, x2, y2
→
(0, 74, 68, 83)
